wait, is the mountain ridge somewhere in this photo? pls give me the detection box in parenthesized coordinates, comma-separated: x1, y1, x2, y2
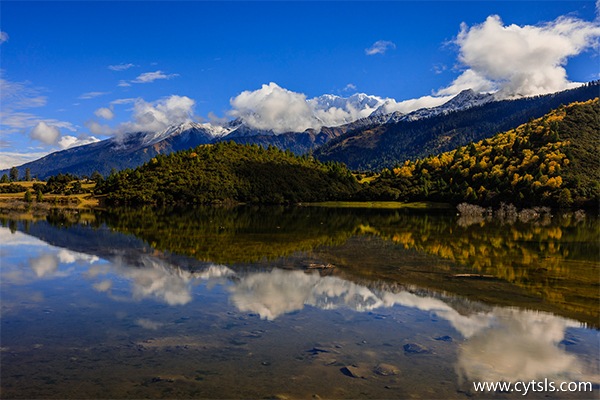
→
(314, 82, 600, 170)
(3, 83, 597, 179)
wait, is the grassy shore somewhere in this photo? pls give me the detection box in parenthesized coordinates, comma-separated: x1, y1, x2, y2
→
(1, 182, 452, 211)
(0, 181, 99, 209)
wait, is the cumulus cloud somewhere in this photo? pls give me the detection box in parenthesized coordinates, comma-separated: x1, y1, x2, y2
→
(365, 40, 397, 55)
(29, 121, 96, 149)
(228, 83, 456, 133)
(229, 82, 317, 133)
(29, 254, 59, 277)
(131, 70, 179, 84)
(456, 308, 583, 383)
(85, 121, 113, 136)
(29, 121, 60, 144)
(78, 91, 110, 100)
(108, 63, 135, 71)
(57, 249, 99, 264)
(0, 31, 8, 44)
(117, 95, 195, 134)
(58, 134, 100, 150)
(94, 107, 114, 120)
(117, 80, 131, 87)
(374, 94, 454, 115)
(440, 15, 600, 97)
(229, 82, 406, 133)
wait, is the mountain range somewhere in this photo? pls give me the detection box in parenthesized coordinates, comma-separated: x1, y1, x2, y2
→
(3, 82, 598, 179)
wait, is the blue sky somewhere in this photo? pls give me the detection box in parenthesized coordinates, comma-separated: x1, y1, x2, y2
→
(1, 1, 599, 168)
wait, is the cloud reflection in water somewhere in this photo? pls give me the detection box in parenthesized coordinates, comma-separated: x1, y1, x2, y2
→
(4, 226, 596, 386)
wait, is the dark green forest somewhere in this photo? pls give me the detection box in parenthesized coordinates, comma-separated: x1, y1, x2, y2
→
(97, 142, 360, 205)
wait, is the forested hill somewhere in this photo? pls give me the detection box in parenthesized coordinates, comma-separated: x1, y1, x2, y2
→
(315, 81, 600, 170)
(97, 142, 360, 205)
(361, 99, 600, 208)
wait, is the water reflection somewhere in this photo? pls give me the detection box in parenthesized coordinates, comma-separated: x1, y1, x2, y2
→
(4, 225, 597, 388)
(456, 308, 589, 384)
(1, 208, 598, 398)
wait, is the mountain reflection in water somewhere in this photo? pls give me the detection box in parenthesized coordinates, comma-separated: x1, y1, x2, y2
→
(1, 207, 598, 399)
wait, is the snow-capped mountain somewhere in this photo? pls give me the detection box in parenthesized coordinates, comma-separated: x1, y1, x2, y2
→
(314, 82, 599, 170)
(5, 82, 597, 179)
(311, 93, 389, 114)
(140, 121, 232, 146)
(402, 89, 495, 121)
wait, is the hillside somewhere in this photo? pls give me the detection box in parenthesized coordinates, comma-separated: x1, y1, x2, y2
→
(1, 125, 218, 180)
(97, 141, 360, 205)
(361, 99, 600, 208)
(315, 82, 600, 170)
(5, 83, 598, 180)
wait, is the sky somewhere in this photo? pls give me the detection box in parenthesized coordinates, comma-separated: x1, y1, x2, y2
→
(1, 1, 599, 168)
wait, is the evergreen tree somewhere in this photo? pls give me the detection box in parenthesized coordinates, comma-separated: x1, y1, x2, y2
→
(9, 167, 18, 182)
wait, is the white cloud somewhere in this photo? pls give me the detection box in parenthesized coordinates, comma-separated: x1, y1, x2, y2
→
(57, 135, 100, 150)
(0, 31, 9, 44)
(29, 121, 60, 144)
(0, 151, 50, 169)
(57, 249, 99, 264)
(108, 63, 135, 71)
(93, 280, 113, 292)
(78, 91, 110, 100)
(0, 77, 47, 110)
(365, 40, 397, 55)
(117, 80, 132, 87)
(29, 254, 58, 277)
(229, 83, 318, 133)
(379, 94, 454, 115)
(0, 111, 76, 133)
(135, 318, 164, 330)
(456, 308, 583, 383)
(437, 69, 496, 96)
(94, 107, 114, 120)
(131, 70, 179, 84)
(342, 83, 357, 92)
(110, 98, 136, 105)
(85, 121, 113, 136)
(440, 15, 600, 97)
(116, 95, 195, 134)
(229, 83, 403, 133)
(228, 83, 455, 133)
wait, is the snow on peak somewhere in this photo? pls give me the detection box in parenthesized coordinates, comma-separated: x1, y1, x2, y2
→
(140, 121, 233, 146)
(308, 93, 394, 128)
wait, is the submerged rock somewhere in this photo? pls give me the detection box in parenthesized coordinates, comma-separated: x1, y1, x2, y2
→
(403, 343, 430, 354)
(373, 363, 400, 376)
(340, 365, 368, 378)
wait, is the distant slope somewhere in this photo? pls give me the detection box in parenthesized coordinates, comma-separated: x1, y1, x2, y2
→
(315, 82, 600, 170)
(1, 125, 216, 180)
(362, 99, 600, 208)
(97, 141, 360, 205)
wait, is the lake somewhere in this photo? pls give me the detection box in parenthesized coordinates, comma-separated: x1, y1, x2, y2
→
(1, 206, 598, 399)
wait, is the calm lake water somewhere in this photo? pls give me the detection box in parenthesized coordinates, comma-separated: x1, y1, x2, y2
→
(1, 206, 598, 399)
